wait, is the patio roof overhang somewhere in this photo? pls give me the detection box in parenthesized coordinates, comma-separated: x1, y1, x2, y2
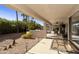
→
(5, 4, 79, 25)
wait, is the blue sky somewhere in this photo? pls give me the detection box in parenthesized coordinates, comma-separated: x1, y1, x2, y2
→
(0, 5, 44, 26)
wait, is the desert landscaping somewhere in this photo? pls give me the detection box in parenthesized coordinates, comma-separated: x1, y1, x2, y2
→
(0, 31, 43, 54)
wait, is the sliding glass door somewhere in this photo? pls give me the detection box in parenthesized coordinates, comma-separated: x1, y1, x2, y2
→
(71, 11, 79, 47)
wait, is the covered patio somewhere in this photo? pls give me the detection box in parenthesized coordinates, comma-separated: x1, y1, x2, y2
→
(26, 32, 73, 54)
(1, 4, 79, 54)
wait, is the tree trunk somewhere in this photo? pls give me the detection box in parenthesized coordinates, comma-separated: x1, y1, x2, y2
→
(16, 11, 19, 33)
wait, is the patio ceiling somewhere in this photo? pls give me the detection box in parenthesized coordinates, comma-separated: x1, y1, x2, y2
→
(6, 4, 78, 25)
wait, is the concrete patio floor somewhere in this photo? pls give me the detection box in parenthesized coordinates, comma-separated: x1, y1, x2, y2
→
(26, 38, 69, 54)
(26, 33, 73, 54)
(26, 38, 58, 54)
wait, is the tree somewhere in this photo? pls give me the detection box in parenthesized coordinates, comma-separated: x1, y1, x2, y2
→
(0, 16, 43, 34)
(21, 13, 29, 22)
(16, 11, 19, 33)
(21, 13, 30, 31)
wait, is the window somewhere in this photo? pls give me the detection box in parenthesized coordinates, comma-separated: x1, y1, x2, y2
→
(71, 11, 79, 48)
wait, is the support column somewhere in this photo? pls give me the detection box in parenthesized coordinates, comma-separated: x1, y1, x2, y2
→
(68, 17, 72, 41)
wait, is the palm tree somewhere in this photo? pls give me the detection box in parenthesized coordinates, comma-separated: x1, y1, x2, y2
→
(21, 13, 28, 22)
(16, 11, 19, 33)
(21, 14, 25, 20)
(21, 13, 30, 31)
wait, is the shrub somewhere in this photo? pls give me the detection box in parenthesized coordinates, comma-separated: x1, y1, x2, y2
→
(22, 31, 33, 39)
(0, 18, 28, 34)
(0, 17, 43, 34)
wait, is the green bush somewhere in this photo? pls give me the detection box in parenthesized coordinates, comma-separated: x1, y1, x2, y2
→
(22, 31, 33, 39)
(0, 18, 28, 34)
(0, 17, 43, 34)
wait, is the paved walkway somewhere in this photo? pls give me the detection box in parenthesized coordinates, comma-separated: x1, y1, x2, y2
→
(26, 33, 73, 54)
(26, 38, 67, 54)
